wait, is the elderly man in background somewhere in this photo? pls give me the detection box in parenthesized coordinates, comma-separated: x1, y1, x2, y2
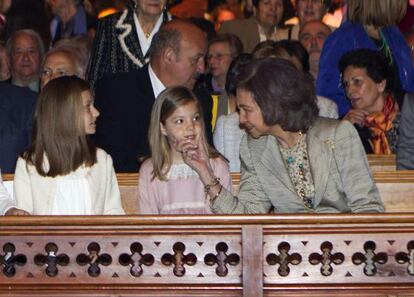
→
(6, 29, 44, 92)
(93, 20, 212, 172)
(299, 19, 331, 79)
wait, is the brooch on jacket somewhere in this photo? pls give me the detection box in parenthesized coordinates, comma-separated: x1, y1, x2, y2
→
(325, 139, 335, 149)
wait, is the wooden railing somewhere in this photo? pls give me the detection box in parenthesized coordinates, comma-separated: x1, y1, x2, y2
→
(115, 171, 414, 214)
(4, 169, 414, 214)
(1, 215, 414, 296)
(367, 154, 396, 171)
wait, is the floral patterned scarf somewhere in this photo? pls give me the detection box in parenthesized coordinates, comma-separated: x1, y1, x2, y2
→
(365, 94, 398, 154)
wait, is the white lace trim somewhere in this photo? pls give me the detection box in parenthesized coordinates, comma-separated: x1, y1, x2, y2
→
(115, 9, 145, 68)
(166, 163, 199, 180)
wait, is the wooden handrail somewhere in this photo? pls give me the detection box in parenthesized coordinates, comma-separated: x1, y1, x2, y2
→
(5, 170, 413, 184)
(2, 213, 414, 226)
(1, 214, 414, 296)
(4, 169, 414, 214)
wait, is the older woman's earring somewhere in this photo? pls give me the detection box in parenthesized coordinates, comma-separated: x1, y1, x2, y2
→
(132, 0, 137, 10)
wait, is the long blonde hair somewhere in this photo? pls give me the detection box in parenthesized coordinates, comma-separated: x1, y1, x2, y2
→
(24, 76, 97, 177)
(148, 86, 219, 181)
(347, 0, 407, 27)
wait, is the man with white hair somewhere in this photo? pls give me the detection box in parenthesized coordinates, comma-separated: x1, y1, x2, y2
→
(6, 29, 44, 92)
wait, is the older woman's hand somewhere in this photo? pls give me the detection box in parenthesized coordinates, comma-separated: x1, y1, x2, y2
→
(5, 207, 30, 216)
(178, 135, 216, 186)
(343, 109, 370, 126)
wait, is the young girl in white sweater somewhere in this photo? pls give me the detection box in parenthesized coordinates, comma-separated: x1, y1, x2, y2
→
(13, 76, 124, 215)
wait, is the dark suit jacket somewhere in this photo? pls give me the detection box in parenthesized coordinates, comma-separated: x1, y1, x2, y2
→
(0, 83, 37, 173)
(93, 65, 213, 173)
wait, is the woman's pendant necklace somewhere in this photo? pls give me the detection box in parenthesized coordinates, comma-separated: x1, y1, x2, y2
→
(286, 155, 295, 165)
(284, 131, 303, 165)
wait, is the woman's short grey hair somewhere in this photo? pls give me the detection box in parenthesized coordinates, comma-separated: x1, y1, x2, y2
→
(43, 46, 86, 79)
(236, 58, 319, 132)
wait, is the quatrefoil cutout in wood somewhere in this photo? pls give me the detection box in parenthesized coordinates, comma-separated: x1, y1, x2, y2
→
(0, 243, 27, 277)
(204, 242, 240, 277)
(119, 242, 154, 277)
(161, 242, 197, 277)
(34, 242, 69, 277)
(395, 240, 414, 276)
(309, 241, 344, 276)
(352, 241, 387, 276)
(76, 242, 112, 277)
(266, 242, 302, 276)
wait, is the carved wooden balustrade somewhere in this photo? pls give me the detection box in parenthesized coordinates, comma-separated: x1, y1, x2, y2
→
(1, 214, 414, 296)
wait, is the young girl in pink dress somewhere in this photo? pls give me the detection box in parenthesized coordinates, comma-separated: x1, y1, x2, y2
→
(138, 86, 231, 214)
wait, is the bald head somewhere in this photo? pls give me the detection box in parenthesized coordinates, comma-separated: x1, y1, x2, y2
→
(150, 20, 205, 59)
(299, 20, 331, 78)
(150, 20, 207, 89)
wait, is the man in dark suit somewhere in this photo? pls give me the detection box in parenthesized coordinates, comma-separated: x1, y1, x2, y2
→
(94, 20, 211, 172)
(0, 82, 37, 173)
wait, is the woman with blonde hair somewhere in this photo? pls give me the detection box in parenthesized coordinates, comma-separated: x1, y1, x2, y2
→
(317, 0, 413, 118)
(138, 86, 231, 214)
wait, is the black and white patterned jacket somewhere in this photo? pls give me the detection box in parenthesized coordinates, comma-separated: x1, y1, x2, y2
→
(87, 6, 170, 90)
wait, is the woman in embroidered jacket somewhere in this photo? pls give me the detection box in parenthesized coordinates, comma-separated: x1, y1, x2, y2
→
(87, 0, 170, 89)
(181, 58, 384, 213)
(339, 49, 403, 155)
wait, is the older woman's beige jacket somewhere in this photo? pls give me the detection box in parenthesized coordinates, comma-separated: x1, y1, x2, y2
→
(211, 118, 384, 214)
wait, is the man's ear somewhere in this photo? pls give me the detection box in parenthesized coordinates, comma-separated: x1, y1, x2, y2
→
(162, 46, 175, 64)
(160, 122, 167, 136)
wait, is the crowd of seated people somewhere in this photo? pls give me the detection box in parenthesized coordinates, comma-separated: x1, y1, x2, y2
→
(0, 0, 414, 217)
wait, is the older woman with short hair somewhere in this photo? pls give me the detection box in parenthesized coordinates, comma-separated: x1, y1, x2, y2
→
(339, 48, 402, 155)
(181, 58, 383, 213)
(87, 0, 170, 90)
(317, 0, 413, 118)
(40, 46, 85, 89)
